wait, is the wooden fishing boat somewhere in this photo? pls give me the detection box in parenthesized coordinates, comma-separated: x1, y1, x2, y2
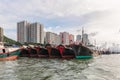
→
(57, 45, 75, 59)
(20, 48, 30, 57)
(28, 47, 38, 58)
(35, 47, 49, 58)
(45, 44, 61, 58)
(0, 47, 20, 60)
(71, 44, 93, 59)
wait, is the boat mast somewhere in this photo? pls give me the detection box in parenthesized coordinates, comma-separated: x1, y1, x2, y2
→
(82, 27, 84, 44)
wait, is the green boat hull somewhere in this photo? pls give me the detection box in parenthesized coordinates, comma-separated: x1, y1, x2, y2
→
(0, 50, 20, 58)
(75, 56, 93, 59)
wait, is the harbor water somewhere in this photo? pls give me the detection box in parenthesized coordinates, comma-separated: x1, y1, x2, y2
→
(0, 54, 120, 80)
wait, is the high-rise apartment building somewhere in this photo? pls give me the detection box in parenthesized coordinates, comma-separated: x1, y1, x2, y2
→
(0, 27, 3, 42)
(55, 34, 61, 45)
(29, 23, 44, 43)
(76, 35, 81, 42)
(60, 32, 70, 45)
(17, 21, 30, 43)
(69, 34, 74, 44)
(40, 24, 44, 44)
(82, 33, 89, 45)
(46, 32, 54, 44)
(46, 32, 60, 45)
(17, 21, 44, 44)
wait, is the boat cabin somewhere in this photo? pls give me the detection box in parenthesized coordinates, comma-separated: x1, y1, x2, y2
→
(0, 48, 9, 54)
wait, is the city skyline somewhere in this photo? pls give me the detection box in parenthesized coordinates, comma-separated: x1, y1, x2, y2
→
(17, 21, 77, 45)
(0, 0, 120, 46)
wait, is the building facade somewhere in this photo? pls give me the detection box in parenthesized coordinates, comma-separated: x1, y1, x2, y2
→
(17, 21, 30, 43)
(0, 27, 3, 42)
(55, 34, 61, 45)
(46, 32, 60, 45)
(17, 21, 44, 44)
(82, 33, 89, 45)
(29, 23, 44, 43)
(76, 35, 81, 42)
(60, 32, 70, 45)
(40, 24, 44, 44)
(69, 34, 74, 44)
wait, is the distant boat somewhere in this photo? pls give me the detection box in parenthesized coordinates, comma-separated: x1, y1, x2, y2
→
(0, 47, 20, 60)
(71, 44, 93, 59)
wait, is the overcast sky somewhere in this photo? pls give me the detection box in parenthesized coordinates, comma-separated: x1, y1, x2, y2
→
(0, 0, 120, 45)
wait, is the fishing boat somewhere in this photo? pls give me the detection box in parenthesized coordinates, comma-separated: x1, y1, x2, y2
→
(28, 47, 38, 58)
(20, 46, 49, 58)
(35, 46, 49, 58)
(0, 46, 20, 60)
(20, 48, 29, 57)
(57, 45, 75, 59)
(71, 44, 93, 59)
(45, 44, 61, 58)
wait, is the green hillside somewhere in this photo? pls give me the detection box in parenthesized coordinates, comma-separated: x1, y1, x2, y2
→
(3, 36, 21, 45)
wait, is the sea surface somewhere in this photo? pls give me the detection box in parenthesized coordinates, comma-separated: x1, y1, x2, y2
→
(0, 54, 120, 80)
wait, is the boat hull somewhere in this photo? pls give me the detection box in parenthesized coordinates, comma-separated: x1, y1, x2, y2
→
(0, 50, 20, 61)
(0, 55, 18, 60)
(75, 56, 93, 59)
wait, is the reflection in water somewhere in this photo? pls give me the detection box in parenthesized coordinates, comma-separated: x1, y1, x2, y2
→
(0, 54, 120, 80)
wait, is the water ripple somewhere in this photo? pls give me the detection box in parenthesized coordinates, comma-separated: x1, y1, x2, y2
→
(0, 55, 120, 80)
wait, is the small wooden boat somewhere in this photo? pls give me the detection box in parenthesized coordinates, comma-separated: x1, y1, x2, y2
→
(71, 44, 93, 59)
(57, 45, 75, 59)
(0, 48, 20, 60)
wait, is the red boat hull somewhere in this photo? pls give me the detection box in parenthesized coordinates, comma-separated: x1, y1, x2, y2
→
(0, 55, 18, 61)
